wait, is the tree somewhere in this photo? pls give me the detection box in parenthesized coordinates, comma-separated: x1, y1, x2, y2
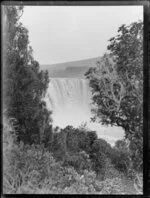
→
(110, 139, 130, 173)
(84, 131, 98, 153)
(85, 21, 143, 171)
(114, 139, 128, 151)
(3, 6, 52, 144)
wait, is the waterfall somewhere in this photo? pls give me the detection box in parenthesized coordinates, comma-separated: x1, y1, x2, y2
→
(44, 78, 124, 145)
(45, 78, 92, 128)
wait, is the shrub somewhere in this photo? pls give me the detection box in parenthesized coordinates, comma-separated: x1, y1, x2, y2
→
(81, 131, 97, 154)
(100, 177, 124, 194)
(61, 169, 97, 194)
(89, 138, 112, 176)
(3, 118, 136, 194)
(3, 116, 20, 193)
(91, 138, 111, 156)
(109, 139, 130, 174)
(110, 148, 130, 173)
(65, 129, 80, 153)
(3, 141, 59, 193)
(3, 120, 64, 194)
(63, 151, 92, 173)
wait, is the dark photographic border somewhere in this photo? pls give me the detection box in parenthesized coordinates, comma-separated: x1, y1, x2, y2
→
(1, 0, 149, 197)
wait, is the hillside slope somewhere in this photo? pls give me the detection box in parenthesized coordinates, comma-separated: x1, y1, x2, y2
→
(40, 56, 101, 78)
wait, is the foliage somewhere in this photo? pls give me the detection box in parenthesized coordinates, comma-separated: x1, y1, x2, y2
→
(100, 177, 124, 194)
(85, 21, 143, 171)
(84, 131, 98, 153)
(114, 139, 128, 150)
(50, 125, 113, 177)
(62, 126, 80, 153)
(51, 126, 97, 156)
(3, 9, 143, 194)
(113, 140, 130, 172)
(89, 139, 111, 176)
(110, 148, 130, 173)
(3, 116, 18, 193)
(3, 119, 140, 194)
(63, 151, 92, 173)
(3, 6, 52, 144)
(2, 122, 97, 194)
(91, 138, 112, 157)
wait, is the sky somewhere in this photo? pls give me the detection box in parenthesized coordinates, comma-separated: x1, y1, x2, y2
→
(20, 6, 143, 65)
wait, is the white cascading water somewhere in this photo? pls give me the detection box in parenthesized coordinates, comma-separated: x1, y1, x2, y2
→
(44, 78, 124, 145)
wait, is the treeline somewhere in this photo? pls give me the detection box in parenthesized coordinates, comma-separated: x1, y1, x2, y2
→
(44, 125, 130, 176)
(3, 6, 52, 144)
(85, 21, 143, 172)
(3, 118, 133, 194)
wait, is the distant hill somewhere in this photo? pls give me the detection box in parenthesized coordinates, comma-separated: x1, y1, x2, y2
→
(49, 66, 91, 78)
(40, 56, 102, 78)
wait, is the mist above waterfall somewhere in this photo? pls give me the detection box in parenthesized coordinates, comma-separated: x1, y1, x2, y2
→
(44, 77, 124, 145)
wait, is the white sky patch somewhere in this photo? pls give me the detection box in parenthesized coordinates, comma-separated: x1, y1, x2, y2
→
(20, 6, 143, 65)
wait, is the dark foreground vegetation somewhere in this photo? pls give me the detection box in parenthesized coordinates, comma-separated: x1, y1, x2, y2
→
(3, 6, 143, 194)
(3, 119, 142, 194)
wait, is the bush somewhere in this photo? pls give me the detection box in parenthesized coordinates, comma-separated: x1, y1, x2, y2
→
(109, 140, 130, 174)
(110, 148, 130, 173)
(91, 138, 111, 156)
(3, 118, 137, 194)
(3, 141, 60, 193)
(60, 169, 97, 194)
(3, 120, 97, 194)
(65, 128, 80, 153)
(88, 138, 112, 176)
(84, 131, 98, 153)
(100, 177, 124, 194)
(63, 151, 92, 173)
